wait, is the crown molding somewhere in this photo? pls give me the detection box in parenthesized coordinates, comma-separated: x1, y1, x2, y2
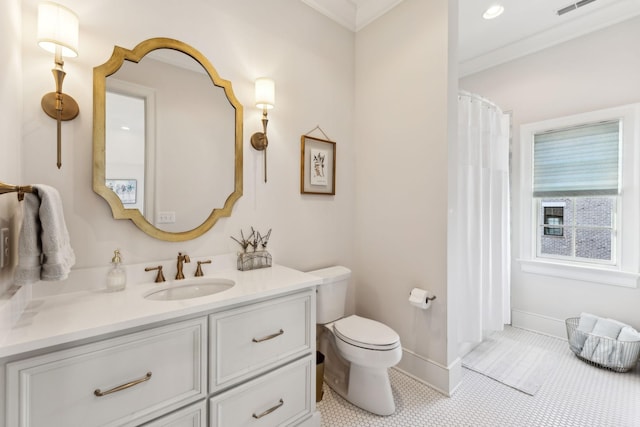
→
(301, 0, 404, 32)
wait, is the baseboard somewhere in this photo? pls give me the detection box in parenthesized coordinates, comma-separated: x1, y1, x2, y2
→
(395, 348, 462, 397)
(511, 309, 567, 339)
(299, 411, 321, 427)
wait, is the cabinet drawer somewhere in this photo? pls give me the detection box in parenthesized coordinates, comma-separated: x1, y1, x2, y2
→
(209, 292, 315, 392)
(209, 290, 313, 391)
(143, 399, 206, 427)
(209, 355, 313, 427)
(6, 317, 207, 427)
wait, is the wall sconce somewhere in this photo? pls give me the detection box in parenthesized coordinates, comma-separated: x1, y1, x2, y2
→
(250, 77, 275, 183)
(37, 1, 80, 169)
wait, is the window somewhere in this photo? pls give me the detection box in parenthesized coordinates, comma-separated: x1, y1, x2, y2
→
(533, 120, 620, 265)
(538, 197, 614, 263)
(519, 104, 640, 288)
(542, 202, 564, 237)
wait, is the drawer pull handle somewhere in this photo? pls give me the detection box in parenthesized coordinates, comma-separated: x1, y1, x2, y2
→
(252, 329, 284, 343)
(94, 372, 152, 397)
(252, 398, 284, 419)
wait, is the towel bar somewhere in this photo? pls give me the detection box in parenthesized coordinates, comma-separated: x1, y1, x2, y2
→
(0, 181, 34, 201)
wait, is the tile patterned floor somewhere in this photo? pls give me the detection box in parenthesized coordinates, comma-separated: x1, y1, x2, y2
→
(317, 326, 640, 426)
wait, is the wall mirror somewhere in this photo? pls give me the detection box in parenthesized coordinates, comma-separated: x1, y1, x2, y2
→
(93, 38, 243, 241)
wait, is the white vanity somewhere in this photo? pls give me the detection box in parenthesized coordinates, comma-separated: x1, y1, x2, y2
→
(0, 259, 320, 427)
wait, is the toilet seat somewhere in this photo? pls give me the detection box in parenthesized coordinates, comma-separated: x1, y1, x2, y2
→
(333, 315, 400, 351)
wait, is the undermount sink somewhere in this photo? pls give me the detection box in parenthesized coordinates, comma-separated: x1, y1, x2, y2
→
(144, 279, 235, 301)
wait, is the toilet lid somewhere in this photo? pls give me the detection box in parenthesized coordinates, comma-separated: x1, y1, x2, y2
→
(333, 315, 400, 350)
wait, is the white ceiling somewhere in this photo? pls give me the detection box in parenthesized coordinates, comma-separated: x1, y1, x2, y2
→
(302, 0, 640, 76)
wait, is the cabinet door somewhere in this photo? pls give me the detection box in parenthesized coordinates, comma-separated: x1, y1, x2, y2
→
(6, 318, 207, 427)
(209, 355, 313, 427)
(209, 290, 313, 391)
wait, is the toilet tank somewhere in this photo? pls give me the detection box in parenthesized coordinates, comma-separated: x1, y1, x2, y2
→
(308, 266, 352, 324)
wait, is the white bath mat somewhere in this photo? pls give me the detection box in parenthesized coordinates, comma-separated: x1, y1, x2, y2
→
(462, 334, 558, 395)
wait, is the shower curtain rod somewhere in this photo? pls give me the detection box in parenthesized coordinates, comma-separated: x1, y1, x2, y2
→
(458, 90, 502, 112)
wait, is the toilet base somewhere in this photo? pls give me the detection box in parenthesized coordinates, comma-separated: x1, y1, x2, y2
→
(318, 322, 399, 416)
(320, 330, 396, 416)
(346, 364, 396, 416)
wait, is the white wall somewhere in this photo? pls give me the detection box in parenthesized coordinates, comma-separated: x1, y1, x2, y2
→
(354, 0, 459, 393)
(0, 0, 23, 297)
(15, 0, 356, 275)
(4, 0, 459, 393)
(460, 16, 640, 335)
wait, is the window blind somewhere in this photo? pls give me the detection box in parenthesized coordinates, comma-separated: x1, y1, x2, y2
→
(533, 120, 620, 197)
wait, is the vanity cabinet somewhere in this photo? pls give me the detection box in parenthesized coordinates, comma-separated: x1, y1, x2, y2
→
(3, 288, 317, 427)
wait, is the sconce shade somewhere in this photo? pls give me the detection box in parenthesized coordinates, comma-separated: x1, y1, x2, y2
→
(37, 1, 79, 58)
(255, 77, 275, 109)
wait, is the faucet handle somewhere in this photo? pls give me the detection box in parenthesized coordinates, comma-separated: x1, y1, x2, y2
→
(145, 265, 166, 283)
(195, 260, 212, 277)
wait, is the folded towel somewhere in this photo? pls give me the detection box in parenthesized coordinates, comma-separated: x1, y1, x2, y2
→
(577, 313, 600, 332)
(618, 326, 640, 342)
(579, 318, 625, 361)
(569, 313, 600, 353)
(610, 327, 640, 369)
(580, 335, 601, 359)
(590, 339, 616, 366)
(591, 318, 626, 339)
(14, 185, 75, 285)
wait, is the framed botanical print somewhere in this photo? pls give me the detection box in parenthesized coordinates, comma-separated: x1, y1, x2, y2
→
(300, 135, 336, 195)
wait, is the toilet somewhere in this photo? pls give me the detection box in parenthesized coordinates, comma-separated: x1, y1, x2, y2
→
(309, 266, 402, 416)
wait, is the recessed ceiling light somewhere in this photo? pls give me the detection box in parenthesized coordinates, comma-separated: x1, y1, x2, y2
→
(483, 4, 504, 20)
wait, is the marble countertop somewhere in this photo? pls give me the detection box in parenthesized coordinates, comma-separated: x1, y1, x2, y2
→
(0, 262, 320, 359)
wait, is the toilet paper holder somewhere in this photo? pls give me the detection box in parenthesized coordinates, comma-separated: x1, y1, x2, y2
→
(409, 291, 436, 303)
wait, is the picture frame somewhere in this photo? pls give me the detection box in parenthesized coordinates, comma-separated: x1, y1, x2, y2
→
(300, 135, 336, 195)
(106, 179, 137, 204)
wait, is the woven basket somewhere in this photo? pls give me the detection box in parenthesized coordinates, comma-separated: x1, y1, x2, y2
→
(565, 317, 640, 373)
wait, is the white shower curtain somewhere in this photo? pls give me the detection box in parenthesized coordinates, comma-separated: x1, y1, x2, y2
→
(455, 91, 511, 344)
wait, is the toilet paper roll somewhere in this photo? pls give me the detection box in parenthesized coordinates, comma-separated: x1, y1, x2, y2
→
(409, 288, 431, 310)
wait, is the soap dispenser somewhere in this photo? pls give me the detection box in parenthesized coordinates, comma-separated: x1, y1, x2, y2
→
(107, 249, 127, 292)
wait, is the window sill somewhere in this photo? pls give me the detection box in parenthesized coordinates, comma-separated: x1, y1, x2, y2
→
(518, 259, 639, 288)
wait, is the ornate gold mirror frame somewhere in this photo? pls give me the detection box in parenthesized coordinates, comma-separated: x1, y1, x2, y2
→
(93, 37, 243, 241)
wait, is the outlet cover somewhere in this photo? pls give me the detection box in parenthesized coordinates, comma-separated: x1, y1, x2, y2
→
(0, 227, 9, 269)
(157, 211, 176, 224)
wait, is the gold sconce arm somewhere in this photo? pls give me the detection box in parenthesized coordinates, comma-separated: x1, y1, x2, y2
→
(250, 77, 274, 183)
(38, 3, 80, 169)
(41, 51, 79, 169)
(251, 107, 269, 182)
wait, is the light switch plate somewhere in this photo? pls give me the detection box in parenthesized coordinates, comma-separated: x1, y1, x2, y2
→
(0, 227, 9, 269)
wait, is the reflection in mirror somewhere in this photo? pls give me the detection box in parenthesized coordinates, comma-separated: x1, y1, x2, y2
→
(105, 92, 145, 214)
(93, 38, 243, 241)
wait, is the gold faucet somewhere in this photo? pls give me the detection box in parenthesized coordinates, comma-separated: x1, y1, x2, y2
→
(176, 252, 191, 280)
